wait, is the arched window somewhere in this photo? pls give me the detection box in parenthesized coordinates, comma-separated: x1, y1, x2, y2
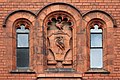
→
(16, 24, 29, 69)
(90, 25, 103, 68)
(83, 11, 115, 73)
(10, 19, 35, 73)
(85, 19, 110, 74)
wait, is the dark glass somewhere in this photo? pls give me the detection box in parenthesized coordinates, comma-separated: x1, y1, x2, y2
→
(17, 48, 29, 68)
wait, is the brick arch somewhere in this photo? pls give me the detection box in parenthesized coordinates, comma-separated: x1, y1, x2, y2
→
(5, 10, 36, 41)
(83, 10, 117, 28)
(37, 2, 82, 17)
(37, 2, 82, 27)
(86, 18, 107, 29)
(4, 10, 36, 39)
(3, 10, 36, 27)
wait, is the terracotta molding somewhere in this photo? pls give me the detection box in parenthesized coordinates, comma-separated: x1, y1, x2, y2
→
(36, 2, 82, 17)
(3, 10, 36, 27)
(83, 10, 117, 27)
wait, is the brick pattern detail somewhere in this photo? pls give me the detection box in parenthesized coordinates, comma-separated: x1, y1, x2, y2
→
(0, 0, 120, 80)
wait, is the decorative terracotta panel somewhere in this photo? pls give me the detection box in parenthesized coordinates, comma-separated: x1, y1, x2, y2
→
(46, 13, 74, 69)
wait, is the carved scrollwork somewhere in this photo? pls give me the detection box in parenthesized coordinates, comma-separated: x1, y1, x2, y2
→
(47, 14, 73, 30)
(14, 19, 31, 29)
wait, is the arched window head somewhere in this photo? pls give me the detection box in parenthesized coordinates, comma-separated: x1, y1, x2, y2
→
(90, 25, 102, 33)
(16, 24, 29, 33)
(90, 24, 103, 68)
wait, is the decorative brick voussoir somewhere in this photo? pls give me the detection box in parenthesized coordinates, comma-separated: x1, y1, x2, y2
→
(50, 5, 60, 11)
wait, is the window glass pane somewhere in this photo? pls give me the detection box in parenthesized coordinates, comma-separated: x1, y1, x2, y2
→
(91, 34, 102, 47)
(17, 48, 29, 68)
(90, 49, 103, 68)
(17, 34, 29, 47)
(90, 25, 102, 33)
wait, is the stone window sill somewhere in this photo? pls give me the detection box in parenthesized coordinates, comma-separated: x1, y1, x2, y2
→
(10, 69, 35, 74)
(45, 68, 75, 72)
(85, 68, 110, 74)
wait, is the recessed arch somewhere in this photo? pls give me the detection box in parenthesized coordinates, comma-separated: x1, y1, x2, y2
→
(83, 10, 117, 28)
(36, 2, 82, 17)
(37, 2, 82, 28)
(13, 18, 32, 29)
(3, 10, 36, 27)
(37, 2, 82, 71)
(86, 18, 107, 30)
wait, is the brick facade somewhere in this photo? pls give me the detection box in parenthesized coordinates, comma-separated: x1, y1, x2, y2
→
(0, 0, 120, 80)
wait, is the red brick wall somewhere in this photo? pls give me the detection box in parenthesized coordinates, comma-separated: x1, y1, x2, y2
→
(0, 0, 120, 80)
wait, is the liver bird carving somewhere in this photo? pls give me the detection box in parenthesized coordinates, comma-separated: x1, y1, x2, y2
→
(55, 19, 64, 30)
(55, 36, 65, 51)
